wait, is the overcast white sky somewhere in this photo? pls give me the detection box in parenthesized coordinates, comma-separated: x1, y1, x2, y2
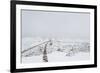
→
(21, 10, 90, 39)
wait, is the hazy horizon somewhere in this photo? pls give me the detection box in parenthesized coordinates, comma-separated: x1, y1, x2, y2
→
(21, 10, 90, 40)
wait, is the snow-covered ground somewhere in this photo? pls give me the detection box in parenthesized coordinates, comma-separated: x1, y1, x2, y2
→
(21, 37, 90, 63)
(22, 51, 90, 63)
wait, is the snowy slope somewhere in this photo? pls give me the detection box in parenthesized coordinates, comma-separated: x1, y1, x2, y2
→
(22, 51, 90, 63)
(21, 37, 90, 63)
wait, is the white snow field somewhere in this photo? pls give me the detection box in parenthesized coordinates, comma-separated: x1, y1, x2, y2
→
(22, 51, 90, 63)
(21, 37, 90, 64)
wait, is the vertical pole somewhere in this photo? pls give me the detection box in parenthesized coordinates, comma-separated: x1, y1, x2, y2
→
(43, 42, 48, 62)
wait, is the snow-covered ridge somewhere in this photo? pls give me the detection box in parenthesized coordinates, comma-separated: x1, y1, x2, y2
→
(21, 37, 90, 57)
(21, 37, 90, 63)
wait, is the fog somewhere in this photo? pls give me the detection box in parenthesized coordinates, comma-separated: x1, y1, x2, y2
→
(21, 10, 90, 39)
